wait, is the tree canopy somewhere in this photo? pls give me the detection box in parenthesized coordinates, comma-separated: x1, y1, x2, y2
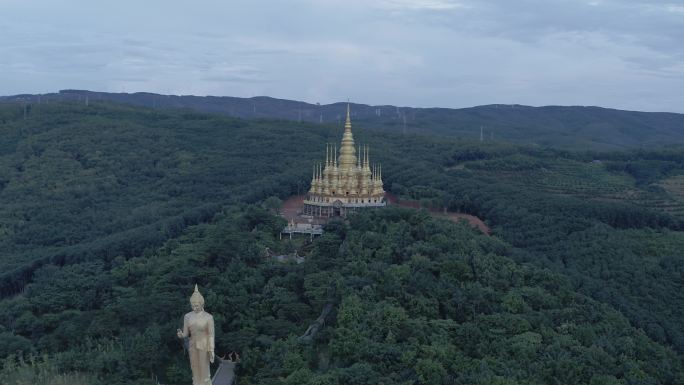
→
(0, 101, 683, 384)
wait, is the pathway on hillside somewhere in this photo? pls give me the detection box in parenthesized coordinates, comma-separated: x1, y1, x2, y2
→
(212, 359, 236, 385)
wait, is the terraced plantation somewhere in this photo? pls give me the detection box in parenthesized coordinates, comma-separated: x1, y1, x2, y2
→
(462, 156, 630, 196)
(457, 152, 684, 220)
(655, 175, 684, 215)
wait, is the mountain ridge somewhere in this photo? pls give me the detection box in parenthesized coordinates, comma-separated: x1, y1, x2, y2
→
(3, 89, 681, 114)
(2, 89, 683, 150)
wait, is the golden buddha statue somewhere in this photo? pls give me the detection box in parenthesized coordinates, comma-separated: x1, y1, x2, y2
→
(177, 285, 215, 385)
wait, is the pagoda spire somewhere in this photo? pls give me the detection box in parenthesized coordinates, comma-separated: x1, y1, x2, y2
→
(338, 102, 357, 170)
(345, 102, 351, 128)
(361, 144, 366, 166)
(310, 163, 318, 194)
(357, 145, 362, 168)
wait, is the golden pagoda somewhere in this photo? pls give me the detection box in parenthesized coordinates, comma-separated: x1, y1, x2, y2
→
(303, 104, 386, 217)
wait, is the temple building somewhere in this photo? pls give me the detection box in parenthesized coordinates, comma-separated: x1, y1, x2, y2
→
(303, 104, 386, 217)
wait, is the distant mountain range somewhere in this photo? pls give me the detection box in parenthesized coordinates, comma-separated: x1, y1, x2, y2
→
(2, 89, 683, 150)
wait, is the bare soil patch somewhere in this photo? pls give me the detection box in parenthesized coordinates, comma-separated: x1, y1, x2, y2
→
(386, 193, 491, 235)
(282, 194, 490, 235)
(433, 212, 491, 235)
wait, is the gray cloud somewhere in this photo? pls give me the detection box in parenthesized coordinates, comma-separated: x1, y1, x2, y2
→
(0, 0, 682, 112)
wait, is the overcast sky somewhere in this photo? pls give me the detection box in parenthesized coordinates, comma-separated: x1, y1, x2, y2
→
(1, 0, 683, 112)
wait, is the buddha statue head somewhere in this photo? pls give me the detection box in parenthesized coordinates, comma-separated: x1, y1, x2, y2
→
(190, 284, 205, 313)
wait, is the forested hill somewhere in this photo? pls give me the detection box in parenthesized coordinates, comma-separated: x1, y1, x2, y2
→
(1, 100, 684, 384)
(3, 89, 684, 150)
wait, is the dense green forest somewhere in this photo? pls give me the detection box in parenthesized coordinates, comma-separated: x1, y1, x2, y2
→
(1, 101, 683, 384)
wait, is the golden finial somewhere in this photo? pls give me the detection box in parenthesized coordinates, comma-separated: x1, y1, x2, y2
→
(345, 101, 352, 129)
